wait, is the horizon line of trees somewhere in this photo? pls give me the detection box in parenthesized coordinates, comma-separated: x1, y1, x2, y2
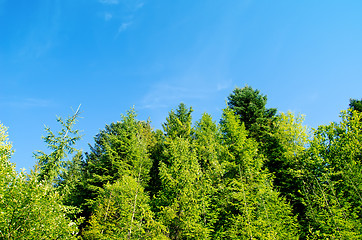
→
(1, 85, 362, 239)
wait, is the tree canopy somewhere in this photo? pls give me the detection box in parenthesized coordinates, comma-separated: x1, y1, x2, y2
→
(1, 87, 361, 239)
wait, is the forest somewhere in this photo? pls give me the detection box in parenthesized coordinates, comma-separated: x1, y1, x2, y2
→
(1, 85, 362, 239)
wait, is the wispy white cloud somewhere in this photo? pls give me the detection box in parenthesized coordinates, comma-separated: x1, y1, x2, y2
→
(135, 2, 144, 9)
(217, 79, 233, 91)
(118, 21, 132, 32)
(104, 12, 113, 21)
(1, 98, 54, 108)
(99, 0, 144, 35)
(139, 81, 213, 110)
(99, 0, 119, 5)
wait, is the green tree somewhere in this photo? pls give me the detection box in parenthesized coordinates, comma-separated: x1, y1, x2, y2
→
(162, 103, 193, 139)
(0, 123, 79, 239)
(155, 104, 210, 239)
(301, 110, 362, 239)
(193, 113, 224, 234)
(34, 105, 82, 184)
(83, 175, 168, 240)
(227, 85, 282, 179)
(349, 98, 362, 112)
(227, 86, 306, 222)
(79, 108, 155, 226)
(227, 85, 277, 138)
(157, 137, 210, 239)
(215, 108, 299, 239)
(273, 111, 310, 230)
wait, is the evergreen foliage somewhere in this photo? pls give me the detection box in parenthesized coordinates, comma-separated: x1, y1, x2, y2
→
(79, 108, 155, 219)
(216, 108, 299, 239)
(1, 88, 362, 239)
(227, 85, 277, 139)
(155, 104, 210, 239)
(83, 175, 167, 239)
(349, 98, 362, 112)
(34, 105, 82, 184)
(0, 123, 79, 239)
(162, 103, 193, 139)
(301, 110, 362, 239)
(273, 112, 310, 226)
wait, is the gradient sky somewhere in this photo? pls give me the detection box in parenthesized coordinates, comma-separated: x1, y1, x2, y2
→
(1, 0, 362, 171)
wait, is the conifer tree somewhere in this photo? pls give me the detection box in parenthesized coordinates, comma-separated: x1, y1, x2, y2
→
(34, 105, 82, 185)
(156, 103, 210, 239)
(349, 98, 362, 113)
(157, 137, 209, 239)
(227, 86, 283, 183)
(193, 113, 224, 234)
(162, 103, 193, 139)
(0, 123, 79, 239)
(215, 108, 299, 239)
(83, 175, 168, 240)
(79, 108, 155, 218)
(273, 112, 310, 228)
(301, 109, 362, 239)
(227, 86, 309, 225)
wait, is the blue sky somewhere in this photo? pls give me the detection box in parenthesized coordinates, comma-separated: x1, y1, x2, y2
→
(1, 0, 362, 171)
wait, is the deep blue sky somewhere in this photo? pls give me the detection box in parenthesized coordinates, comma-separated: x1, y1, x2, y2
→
(1, 0, 362, 171)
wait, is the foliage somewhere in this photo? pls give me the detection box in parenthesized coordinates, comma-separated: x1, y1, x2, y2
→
(215, 108, 299, 239)
(83, 175, 167, 240)
(80, 108, 155, 218)
(2, 88, 362, 239)
(156, 104, 210, 239)
(162, 103, 193, 139)
(157, 137, 210, 239)
(227, 85, 277, 138)
(34, 105, 82, 184)
(0, 123, 79, 239)
(273, 112, 310, 225)
(301, 110, 362, 239)
(349, 98, 362, 112)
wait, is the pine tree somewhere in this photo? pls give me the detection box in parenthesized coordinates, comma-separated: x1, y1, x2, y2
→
(215, 108, 299, 239)
(157, 137, 209, 239)
(83, 175, 168, 240)
(162, 103, 193, 139)
(79, 108, 155, 219)
(34, 105, 82, 185)
(155, 103, 210, 239)
(0, 123, 79, 239)
(193, 113, 224, 235)
(273, 111, 310, 231)
(301, 110, 362, 239)
(349, 98, 362, 113)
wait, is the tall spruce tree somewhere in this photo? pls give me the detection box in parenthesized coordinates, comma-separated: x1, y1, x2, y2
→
(83, 175, 168, 240)
(227, 86, 307, 221)
(301, 109, 362, 239)
(273, 111, 310, 230)
(162, 103, 193, 139)
(215, 108, 299, 239)
(34, 105, 82, 185)
(155, 103, 210, 239)
(0, 123, 80, 239)
(193, 113, 225, 236)
(227, 85, 277, 139)
(349, 98, 362, 113)
(227, 86, 282, 177)
(78, 108, 155, 228)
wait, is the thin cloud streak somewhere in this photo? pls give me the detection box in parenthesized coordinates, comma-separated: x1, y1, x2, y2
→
(139, 79, 230, 110)
(0, 98, 54, 108)
(118, 22, 132, 32)
(104, 12, 112, 21)
(99, 0, 119, 5)
(217, 79, 233, 91)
